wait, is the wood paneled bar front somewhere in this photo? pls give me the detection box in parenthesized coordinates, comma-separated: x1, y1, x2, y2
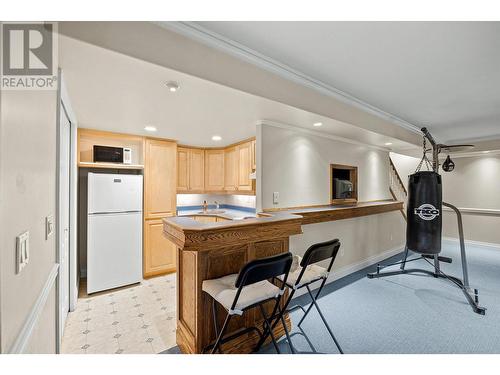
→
(163, 213, 303, 354)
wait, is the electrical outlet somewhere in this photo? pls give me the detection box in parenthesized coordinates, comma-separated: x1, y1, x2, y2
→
(340, 248, 345, 257)
(16, 231, 30, 274)
(45, 215, 54, 239)
(273, 192, 279, 205)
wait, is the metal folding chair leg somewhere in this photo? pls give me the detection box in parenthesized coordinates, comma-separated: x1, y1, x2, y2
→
(305, 285, 343, 354)
(259, 304, 280, 353)
(298, 278, 327, 327)
(210, 314, 232, 354)
(277, 305, 296, 353)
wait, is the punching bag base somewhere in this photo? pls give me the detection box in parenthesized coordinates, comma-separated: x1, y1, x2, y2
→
(367, 252, 486, 315)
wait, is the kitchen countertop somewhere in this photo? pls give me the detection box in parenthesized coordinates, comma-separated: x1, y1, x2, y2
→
(176, 208, 257, 220)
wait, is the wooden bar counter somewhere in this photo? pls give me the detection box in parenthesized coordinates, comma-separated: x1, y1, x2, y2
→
(163, 212, 303, 354)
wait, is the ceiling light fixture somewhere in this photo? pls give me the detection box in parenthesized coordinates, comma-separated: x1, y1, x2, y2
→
(212, 135, 222, 141)
(313, 122, 323, 127)
(165, 81, 180, 92)
(144, 126, 157, 132)
(385, 142, 393, 146)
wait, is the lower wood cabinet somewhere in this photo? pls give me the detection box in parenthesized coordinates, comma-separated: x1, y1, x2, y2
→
(144, 218, 177, 277)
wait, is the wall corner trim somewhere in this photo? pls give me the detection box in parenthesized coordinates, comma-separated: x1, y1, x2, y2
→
(8, 263, 59, 354)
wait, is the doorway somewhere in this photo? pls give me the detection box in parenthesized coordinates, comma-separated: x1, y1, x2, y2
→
(57, 72, 78, 351)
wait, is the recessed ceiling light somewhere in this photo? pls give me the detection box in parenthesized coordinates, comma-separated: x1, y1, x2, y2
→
(165, 81, 180, 92)
(385, 142, 393, 146)
(212, 135, 222, 141)
(144, 126, 157, 132)
(313, 122, 323, 127)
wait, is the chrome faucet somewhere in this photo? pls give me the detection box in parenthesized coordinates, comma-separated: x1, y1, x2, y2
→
(214, 201, 219, 210)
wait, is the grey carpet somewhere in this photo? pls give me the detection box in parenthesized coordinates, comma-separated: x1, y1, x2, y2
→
(162, 241, 500, 354)
(260, 241, 500, 354)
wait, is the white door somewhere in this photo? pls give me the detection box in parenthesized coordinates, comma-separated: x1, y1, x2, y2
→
(59, 107, 71, 331)
(87, 212, 143, 293)
(88, 173, 143, 214)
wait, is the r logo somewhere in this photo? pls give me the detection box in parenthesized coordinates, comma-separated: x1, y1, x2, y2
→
(414, 204, 440, 221)
(2, 23, 53, 76)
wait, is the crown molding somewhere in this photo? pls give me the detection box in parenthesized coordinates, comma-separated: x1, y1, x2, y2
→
(257, 119, 390, 152)
(158, 21, 421, 136)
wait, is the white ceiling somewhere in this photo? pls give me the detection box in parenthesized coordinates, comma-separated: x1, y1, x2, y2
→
(193, 21, 500, 144)
(59, 35, 414, 150)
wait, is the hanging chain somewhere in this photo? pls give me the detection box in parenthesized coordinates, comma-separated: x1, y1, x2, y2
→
(416, 136, 433, 172)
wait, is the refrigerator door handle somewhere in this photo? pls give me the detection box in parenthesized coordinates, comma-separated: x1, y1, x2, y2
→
(89, 210, 142, 215)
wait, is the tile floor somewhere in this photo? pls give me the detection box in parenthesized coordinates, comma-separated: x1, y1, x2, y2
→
(61, 273, 177, 354)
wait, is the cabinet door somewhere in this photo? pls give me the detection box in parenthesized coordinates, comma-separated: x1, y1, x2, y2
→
(237, 141, 253, 191)
(177, 147, 189, 192)
(205, 149, 225, 191)
(144, 218, 176, 277)
(144, 139, 177, 218)
(224, 146, 237, 191)
(189, 148, 205, 192)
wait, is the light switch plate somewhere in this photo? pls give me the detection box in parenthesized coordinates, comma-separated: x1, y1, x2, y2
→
(16, 230, 30, 274)
(273, 192, 279, 205)
(45, 215, 54, 239)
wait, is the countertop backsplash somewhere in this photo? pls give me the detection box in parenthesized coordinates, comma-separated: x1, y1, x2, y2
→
(176, 194, 256, 215)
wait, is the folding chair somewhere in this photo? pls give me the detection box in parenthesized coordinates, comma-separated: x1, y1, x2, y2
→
(202, 252, 293, 354)
(256, 239, 343, 354)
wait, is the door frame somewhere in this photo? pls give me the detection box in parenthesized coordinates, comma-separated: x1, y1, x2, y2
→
(56, 70, 78, 352)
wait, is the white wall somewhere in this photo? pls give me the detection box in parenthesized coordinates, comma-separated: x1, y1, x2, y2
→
(259, 123, 406, 281)
(390, 152, 500, 246)
(0, 89, 58, 353)
(260, 123, 392, 209)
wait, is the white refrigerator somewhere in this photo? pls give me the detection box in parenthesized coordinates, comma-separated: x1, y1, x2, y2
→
(87, 173, 143, 294)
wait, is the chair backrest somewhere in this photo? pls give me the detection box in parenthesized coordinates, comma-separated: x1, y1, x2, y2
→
(300, 239, 341, 269)
(235, 252, 293, 288)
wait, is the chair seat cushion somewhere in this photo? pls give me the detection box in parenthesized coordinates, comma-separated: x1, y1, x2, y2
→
(280, 255, 328, 288)
(202, 273, 281, 315)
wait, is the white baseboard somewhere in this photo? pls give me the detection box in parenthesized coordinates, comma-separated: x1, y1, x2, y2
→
(8, 263, 59, 353)
(443, 237, 500, 251)
(292, 244, 404, 298)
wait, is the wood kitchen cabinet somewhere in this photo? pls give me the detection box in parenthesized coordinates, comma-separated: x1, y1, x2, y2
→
(144, 218, 176, 277)
(177, 147, 189, 192)
(205, 149, 225, 191)
(177, 138, 255, 194)
(237, 141, 253, 191)
(224, 146, 237, 191)
(189, 148, 205, 192)
(144, 138, 177, 277)
(144, 139, 177, 218)
(177, 147, 205, 193)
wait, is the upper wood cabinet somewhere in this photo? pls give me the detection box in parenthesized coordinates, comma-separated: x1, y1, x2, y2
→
(237, 141, 253, 191)
(177, 147, 205, 192)
(189, 148, 205, 192)
(205, 149, 225, 191)
(224, 146, 237, 191)
(177, 147, 190, 192)
(177, 138, 255, 194)
(144, 139, 177, 218)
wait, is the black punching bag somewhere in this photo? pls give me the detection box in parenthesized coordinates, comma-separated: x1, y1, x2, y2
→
(406, 171, 442, 254)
